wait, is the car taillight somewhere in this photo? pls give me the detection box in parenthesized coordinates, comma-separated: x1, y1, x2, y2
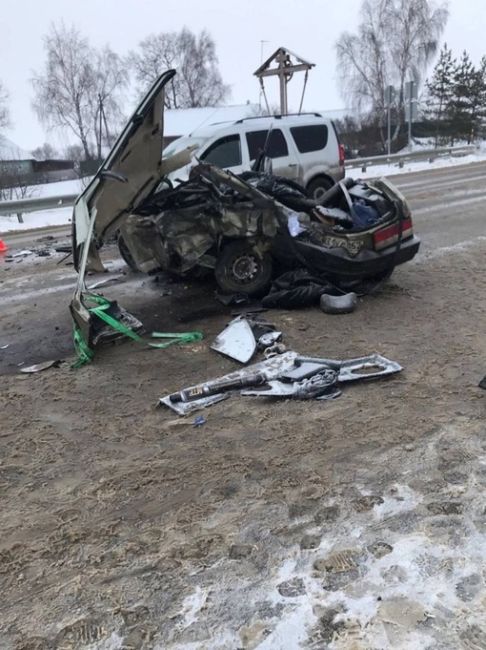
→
(373, 217, 413, 251)
(339, 144, 345, 167)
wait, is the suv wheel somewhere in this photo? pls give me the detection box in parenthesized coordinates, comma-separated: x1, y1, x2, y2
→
(307, 176, 335, 201)
(215, 241, 272, 297)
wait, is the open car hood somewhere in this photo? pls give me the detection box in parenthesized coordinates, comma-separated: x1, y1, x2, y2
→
(71, 69, 194, 346)
(73, 69, 194, 268)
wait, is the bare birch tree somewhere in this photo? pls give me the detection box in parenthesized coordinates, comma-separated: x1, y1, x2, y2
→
(129, 27, 230, 108)
(32, 24, 95, 159)
(91, 47, 129, 159)
(336, 0, 448, 138)
(32, 24, 128, 160)
(0, 80, 10, 131)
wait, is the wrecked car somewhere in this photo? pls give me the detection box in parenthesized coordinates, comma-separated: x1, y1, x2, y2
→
(71, 69, 420, 340)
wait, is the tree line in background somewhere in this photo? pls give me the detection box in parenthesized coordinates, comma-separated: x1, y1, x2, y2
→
(424, 45, 486, 145)
(1, 1, 486, 161)
(0, 22, 229, 161)
(336, 0, 449, 147)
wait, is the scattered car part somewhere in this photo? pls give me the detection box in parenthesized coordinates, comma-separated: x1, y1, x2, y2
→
(279, 360, 335, 382)
(72, 293, 202, 367)
(160, 352, 299, 415)
(215, 292, 249, 306)
(320, 292, 358, 314)
(242, 368, 341, 400)
(88, 275, 125, 291)
(258, 331, 283, 349)
(169, 371, 267, 403)
(263, 342, 287, 359)
(295, 354, 402, 382)
(479, 376, 486, 390)
(160, 351, 401, 416)
(210, 317, 257, 364)
(193, 415, 207, 427)
(20, 360, 61, 373)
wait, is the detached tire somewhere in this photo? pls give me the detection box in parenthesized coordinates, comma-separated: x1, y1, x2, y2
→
(117, 233, 139, 272)
(215, 241, 272, 297)
(306, 176, 335, 201)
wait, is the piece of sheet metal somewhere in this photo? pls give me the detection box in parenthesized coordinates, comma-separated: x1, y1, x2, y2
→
(20, 360, 61, 373)
(160, 352, 298, 415)
(295, 354, 402, 382)
(210, 317, 257, 364)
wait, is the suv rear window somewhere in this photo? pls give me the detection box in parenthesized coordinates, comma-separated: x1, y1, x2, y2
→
(246, 129, 288, 160)
(290, 125, 328, 153)
(201, 134, 242, 168)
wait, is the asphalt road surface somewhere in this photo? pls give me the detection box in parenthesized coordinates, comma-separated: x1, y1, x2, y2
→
(1, 161, 486, 650)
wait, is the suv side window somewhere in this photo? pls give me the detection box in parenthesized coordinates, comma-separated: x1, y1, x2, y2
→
(290, 125, 328, 153)
(246, 129, 289, 161)
(201, 134, 242, 168)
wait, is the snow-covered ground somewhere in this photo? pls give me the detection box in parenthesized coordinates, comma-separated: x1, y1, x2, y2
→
(346, 147, 486, 180)
(2, 147, 486, 234)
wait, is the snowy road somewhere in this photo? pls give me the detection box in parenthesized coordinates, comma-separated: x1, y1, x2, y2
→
(1, 161, 486, 650)
(3, 158, 486, 254)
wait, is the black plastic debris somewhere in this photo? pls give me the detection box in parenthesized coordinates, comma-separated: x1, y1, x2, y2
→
(320, 292, 358, 314)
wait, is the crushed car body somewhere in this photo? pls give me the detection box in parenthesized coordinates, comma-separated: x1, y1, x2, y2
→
(71, 69, 420, 343)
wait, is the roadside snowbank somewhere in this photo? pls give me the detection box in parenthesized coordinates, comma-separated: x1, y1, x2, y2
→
(346, 148, 486, 180)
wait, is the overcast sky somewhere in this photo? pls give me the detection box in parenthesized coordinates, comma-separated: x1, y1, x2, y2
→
(2, 0, 486, 152)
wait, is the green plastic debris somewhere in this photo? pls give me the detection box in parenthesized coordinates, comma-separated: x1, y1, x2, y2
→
(72, 293, 203, 368)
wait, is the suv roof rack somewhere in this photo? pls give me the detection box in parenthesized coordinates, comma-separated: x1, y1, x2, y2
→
(234, 112, 323, 124)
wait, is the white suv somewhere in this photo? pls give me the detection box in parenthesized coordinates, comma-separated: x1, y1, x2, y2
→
(163, 113, 345, 200)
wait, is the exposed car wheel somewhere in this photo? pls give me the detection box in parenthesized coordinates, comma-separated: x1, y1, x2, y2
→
(215, 241, 272, 297)
(307, 176, 335, 201)
(117, 233, 139, 272)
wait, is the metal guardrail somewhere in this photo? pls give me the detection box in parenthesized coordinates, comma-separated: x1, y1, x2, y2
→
(0, 193, 78, 216)
(348, 145, 476, 170)
(0, 145, 479, 218)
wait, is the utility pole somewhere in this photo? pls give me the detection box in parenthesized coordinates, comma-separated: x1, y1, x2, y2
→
(405, 80, 417, 151)
(408, 83, 413, 151)
(385, 85, 395, 156)
(98, 94, 103, 160)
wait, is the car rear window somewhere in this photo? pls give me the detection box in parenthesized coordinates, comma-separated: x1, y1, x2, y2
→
(201, 134, 242, 168)
(290, 125, 328, 153)
(246, 129, 289, 160)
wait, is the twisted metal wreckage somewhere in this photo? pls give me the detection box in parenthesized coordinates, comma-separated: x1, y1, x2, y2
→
(69, 69, 418, 404)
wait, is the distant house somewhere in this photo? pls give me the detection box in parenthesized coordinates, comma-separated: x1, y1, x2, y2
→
(0, 135, 37, 175)
(163, 103, 261, 147)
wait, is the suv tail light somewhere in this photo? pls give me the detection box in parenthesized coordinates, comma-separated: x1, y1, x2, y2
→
(339, 144, 345, 167)
(373, 217, 413, 251)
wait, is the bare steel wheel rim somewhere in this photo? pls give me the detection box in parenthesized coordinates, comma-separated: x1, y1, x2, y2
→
(230, 254, 259, 283)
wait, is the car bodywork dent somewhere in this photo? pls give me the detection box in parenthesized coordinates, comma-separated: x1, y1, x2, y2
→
(71, 69, 420, 348)
(119, 163, 282, 277)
